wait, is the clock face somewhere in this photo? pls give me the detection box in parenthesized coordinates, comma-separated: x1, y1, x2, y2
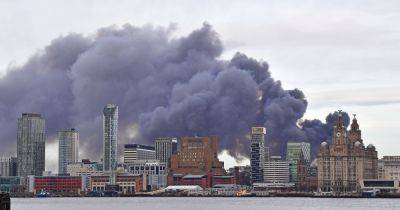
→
(336, 132, 341, 137)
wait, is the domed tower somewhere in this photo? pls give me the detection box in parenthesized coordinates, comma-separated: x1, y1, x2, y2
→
(348, 114, 362, 144)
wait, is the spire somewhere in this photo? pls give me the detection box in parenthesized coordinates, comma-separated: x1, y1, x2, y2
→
(336, 110, 344, 128)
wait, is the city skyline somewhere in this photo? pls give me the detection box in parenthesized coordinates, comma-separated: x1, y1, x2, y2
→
(2, 1, 400, 206)
(0, 1, 399, 173)
(0, 107, 389, 173)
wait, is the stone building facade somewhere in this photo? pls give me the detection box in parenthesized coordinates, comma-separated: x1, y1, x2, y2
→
(318, 111, 378, 193)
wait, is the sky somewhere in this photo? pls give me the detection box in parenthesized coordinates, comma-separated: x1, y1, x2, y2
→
(1, 0, 400, 171)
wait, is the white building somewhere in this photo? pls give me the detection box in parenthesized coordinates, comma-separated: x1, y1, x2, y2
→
(263, 156, 290, 184)
(126, 160, 167, 190)
(124, 144, 155, 164)
(67, 160, 103, 191)
(378, 156, 400, 180)
(58, 128, 79, 174)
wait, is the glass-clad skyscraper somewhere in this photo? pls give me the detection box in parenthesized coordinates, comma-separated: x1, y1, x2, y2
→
(17, 113, 46, 177)
(103, 104, 118, 172)
(286, 142, 311, 183)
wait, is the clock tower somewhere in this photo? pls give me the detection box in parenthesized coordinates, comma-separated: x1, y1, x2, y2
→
(332, 110, 346, 145)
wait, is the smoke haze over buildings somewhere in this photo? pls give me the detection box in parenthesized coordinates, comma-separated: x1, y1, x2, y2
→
(0, 23, 349, 162)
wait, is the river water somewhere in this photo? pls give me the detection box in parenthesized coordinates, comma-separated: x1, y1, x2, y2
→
(11, 197, 399, 210)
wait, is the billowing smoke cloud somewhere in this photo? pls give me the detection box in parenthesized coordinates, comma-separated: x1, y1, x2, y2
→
(0, 23, 349, 163)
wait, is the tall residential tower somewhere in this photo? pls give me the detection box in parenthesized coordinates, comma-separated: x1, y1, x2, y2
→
(250, 127, 266, 183)
(17, 113, 46, 177)
(58, 128, 79, 174)
(103, 104, 118, 172)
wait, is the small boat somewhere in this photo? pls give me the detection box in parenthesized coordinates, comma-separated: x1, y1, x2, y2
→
(362, 189, 379, 198)
(236, 190, 253, 197)
(36, 191, 51, 198)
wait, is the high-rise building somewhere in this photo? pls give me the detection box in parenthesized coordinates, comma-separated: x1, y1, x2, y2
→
(123, 144, 156, 164)
(58, 128, 79, 174)
(286, 142, 311, 183)
(17, 113, 46, 177)
(263, 156, 290, 184)
(155, 137, 178, 164)
(250, 127, 266, 183)
(169, 136, 225, 176)
(0, 157, 17, 176)
(103, 104, 118, 172)
(378, 156, 400, 180)
(318, 112, 378, 193)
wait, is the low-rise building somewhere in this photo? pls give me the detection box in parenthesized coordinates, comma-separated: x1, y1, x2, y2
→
(126, 160, 167, 190)
(67, 159, 104, 191)
(33, 176, 82, 195)
(0, 176, 21, 193)
(90, 174, 145, 194)
(359, 179, 400, 194)
(168, 174, 235, 189)
(229, 166, 251, 186)
(378, 156, 400, 180)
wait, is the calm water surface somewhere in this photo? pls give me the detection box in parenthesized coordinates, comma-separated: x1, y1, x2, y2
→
(11, 197, 399, 210)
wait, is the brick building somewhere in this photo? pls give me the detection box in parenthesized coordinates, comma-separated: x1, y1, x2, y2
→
(169, 136, 225, 176)
(34, 176, 82, 194)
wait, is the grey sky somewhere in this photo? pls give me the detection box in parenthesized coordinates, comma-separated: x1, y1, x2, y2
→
(1, 0, 399, 170)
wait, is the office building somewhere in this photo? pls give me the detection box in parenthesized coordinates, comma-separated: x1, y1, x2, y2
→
(155, 137, 178, 164)
(378, 156, 400, 180)
(58, 128, 79, 174)
(123, 144, 156, 164)
(126, 160, 167, 190)
(67, 160, 104, 191)
(67, 160, 103, 176)
(0, 157, 17, 176)
(169, 136, 225, 176)
(17, 113, 46, 177)
(318, 112, 378, 192)
(264, 156, 290, 184)
(286, 142, 311, 183)
(250, 127, 266, 183)
(103, 104, 118, 172)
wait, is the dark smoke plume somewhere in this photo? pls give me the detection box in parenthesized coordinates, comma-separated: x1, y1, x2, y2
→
(0, 23, 347, 163)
